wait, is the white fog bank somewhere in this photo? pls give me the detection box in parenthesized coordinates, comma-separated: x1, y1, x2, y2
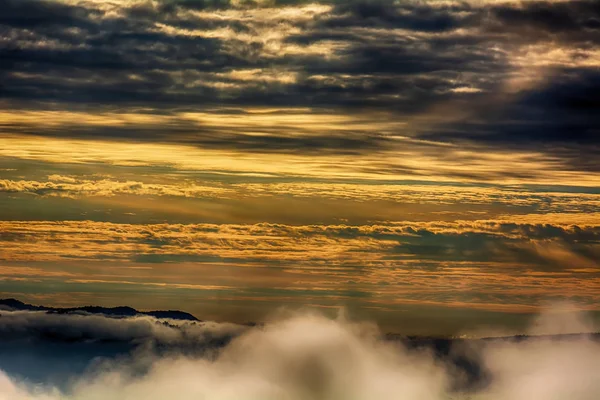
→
(1, 308, 599, 400)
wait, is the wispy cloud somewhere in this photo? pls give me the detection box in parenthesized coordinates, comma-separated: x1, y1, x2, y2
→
(0, 219, 598, 318)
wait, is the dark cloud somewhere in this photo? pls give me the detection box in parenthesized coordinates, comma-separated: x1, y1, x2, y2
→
(323, 1, 479, 32)
(0, 0, 93, 29)
(0, 116, 392, 154)
(0, 0, 594, 107)
(0, 0, 599, 160)
(419, 68, 600, 171)
(491, 0, 600, 33)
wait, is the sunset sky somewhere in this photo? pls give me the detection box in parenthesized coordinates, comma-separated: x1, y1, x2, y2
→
(0, 0, 599, 335)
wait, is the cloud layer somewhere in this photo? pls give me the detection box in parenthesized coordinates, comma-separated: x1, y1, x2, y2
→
(0, 307, 599, 399)
(1, 0, 599, 170)
(1, 218, 599, 331)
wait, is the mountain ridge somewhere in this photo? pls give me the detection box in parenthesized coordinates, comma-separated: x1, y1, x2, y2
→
(0, 298, 200, 321)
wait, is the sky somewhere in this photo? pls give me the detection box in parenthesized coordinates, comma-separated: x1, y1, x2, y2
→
(0, 0, 599, 335)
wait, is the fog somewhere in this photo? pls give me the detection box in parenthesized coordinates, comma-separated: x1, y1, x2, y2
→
(0, 307, 599, 400)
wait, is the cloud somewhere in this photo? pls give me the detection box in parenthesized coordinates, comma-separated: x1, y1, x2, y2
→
(0, 177, 234, 199)
(0, 0, 599, 171)
(0, 308, 246, 390)
(1, 132, 598, 186)
(0, 309, 245, 345)
(0, 219, 597, 265)
(1, 175, 599, 215)
(0, 219, 598, 316)
(0, 311, 448, 399)
(0, 307, 599, 399)
(481, 306, 600, 399)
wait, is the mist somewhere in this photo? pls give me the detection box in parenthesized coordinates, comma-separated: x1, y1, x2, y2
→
(0, 307, 599, 400)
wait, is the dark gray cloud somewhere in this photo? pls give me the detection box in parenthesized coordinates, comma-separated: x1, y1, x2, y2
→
(418, 68, 600, 171)
(490, 0, 600, 35)
(1, 0, 599, 160)
(321, 1, 480, 32)
(1, 0, 596, 106)
(0, 0, 93, 29)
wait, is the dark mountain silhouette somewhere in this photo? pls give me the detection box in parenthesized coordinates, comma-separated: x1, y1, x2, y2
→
(0, 298, 46, 311)
(0, 298, 199, 321)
